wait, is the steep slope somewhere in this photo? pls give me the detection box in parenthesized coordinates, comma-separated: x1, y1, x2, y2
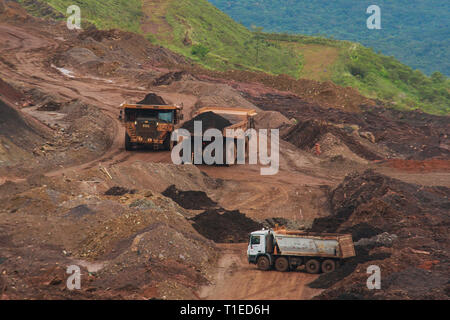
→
(18, 0, 301, 76)
(16, 0, 449, 115)
(209, 0, 450, 76)
(263, 34, 450, 115)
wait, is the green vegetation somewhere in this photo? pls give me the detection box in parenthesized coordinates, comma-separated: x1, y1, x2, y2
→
(19, 0, 449, 114)
(334, 45, 450, 115)
(209, 0, 450, 76)
(157, 0, 302, 76)
(18, 0, 143, 33)
(191, 44, 210, 60)
(20, 0, 301, 77)
(264, 33, 450, 115)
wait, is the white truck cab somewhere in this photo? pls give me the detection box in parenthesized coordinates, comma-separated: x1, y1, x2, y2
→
(247, 230, 269, 264)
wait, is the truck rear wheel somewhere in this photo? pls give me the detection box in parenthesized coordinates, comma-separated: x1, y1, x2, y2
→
(125, 132, 133, 151)
(321, 260, 336, 273)
(275, 257, 289, 272)
(257, 256, 270, 271)
(305, 259, 320, 274)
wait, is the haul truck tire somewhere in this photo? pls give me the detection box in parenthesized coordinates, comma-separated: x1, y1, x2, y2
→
(321, 260, 336, 273)
(125, 132, 133, 151)
(275, 257, 289, 272)
(305, 259, 320, 274)
(257, 256, 270, 271)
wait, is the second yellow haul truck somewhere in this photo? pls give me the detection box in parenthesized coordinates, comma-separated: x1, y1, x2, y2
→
(119, 102, 183, 151)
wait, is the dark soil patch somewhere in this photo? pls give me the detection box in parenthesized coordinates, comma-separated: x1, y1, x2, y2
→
(137, 93, 166, 105)
(341, 223, 384, 242)
(65, 205, 95, 218)
(262, 217, 303, 230)
(181, 111, 232, 134)
(244, 92, 450, 160)
(104, 186, 136, 196)
(309, 170, 450, 235)
(0, 98, 44, 149)
(162, 185, 217, 210)
(37, 101, 61, 111)
(191, 209, 262, 243)
(77, 26, 120, 42)
(152, 71, 193, 86)
(307, 170, 450, 299)
(283, 119, 382, 160)
(382, 267, 449, 299)
(308, 246, 391, 289)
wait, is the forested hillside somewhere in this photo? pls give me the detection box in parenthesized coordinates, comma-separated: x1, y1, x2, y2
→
(209, 0, 450, 76)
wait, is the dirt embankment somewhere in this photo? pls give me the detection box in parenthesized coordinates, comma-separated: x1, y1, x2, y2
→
(47, 24, 188, 84)
(137, 93, 167, 105)
(244, 92, 449, 161)
(0, 95, 115, 177)
(308, 170, 450, 299)
(162, 185, 217, 210)
(159, 67, 375, 112)
(283, 119, 383, 161)
(162, 185, 262, 243)
(0, 98, 46, 150)
(0, 164, 220, 300)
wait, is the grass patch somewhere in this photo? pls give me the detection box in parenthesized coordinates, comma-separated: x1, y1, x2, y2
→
(266, 34, 450, 115)
(18, 0, 143, 33)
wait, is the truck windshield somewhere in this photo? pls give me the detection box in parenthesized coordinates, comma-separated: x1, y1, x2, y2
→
(157, 110, 174, 123)
(128, 109, 174, 123)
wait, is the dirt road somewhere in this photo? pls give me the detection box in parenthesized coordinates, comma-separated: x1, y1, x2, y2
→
(199, 244, 323, 300)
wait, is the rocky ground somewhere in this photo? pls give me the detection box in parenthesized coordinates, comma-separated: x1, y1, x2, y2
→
(0, 0, 448, 300)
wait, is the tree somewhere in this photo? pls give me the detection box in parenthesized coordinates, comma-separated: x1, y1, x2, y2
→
(431, 71, 445, 83)
(191, 44, 210, 60)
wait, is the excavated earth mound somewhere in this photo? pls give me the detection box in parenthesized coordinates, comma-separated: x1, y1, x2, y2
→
(137, 93, 167, 105)
(283, 120, 382, 160)
(163, 185, 261, 243)
(162, 185, 217, 210)
(245, 93, 450, 160)
(191, 209, 262, 243)
(308, 170, 450, 299)
(152, 71, 195, 86)
(104, 186, 137, 196)
(0, 98, 44, 151)
(181, 112, 232, 134)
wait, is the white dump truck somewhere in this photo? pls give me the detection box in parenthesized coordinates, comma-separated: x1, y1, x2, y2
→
(247, 228, 356, 273)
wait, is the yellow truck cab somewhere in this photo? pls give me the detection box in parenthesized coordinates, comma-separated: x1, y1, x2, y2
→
(119, 103, 183, 151)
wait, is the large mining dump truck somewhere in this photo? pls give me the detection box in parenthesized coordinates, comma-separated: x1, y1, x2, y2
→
(120, 103, 183, 151)
(248, 228, 356, 273)
(181, 106, 257, 165)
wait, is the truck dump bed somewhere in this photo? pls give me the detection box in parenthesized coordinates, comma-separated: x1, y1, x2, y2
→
(192, 107, 257, 135)
(273, 230, 356, 259)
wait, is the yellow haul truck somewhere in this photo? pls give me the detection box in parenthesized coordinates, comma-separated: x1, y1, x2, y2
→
(119, 103, 183, 151)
